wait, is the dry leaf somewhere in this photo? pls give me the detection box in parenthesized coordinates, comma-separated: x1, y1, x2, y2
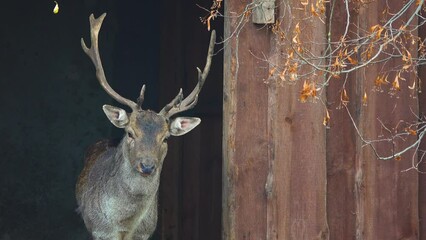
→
(53, 1, 59, 14)
(362, 91, 368, 106)
(300, 81, 317, 102)
(341, 89, 349, 105)
(408, 80, 416, 90)
(347, 55, 358, 65)
(269, 67, 276, 77)
(405, 128, 417, 136)
(301, 0, 309, 6)
(323, 109, 330, 127)
(310, 3, 318, 16)
(375, 74, 389, 87)
(392, 75, 401, 91)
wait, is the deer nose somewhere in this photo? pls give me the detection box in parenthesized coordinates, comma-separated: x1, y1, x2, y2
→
(140, 162, 155, 174)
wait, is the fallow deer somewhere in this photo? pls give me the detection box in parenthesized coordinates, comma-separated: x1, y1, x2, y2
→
(75, 13, 216, 240)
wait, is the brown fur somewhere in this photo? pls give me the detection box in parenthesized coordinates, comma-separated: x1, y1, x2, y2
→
(75, 112, 169, 240)
(76, 139, 118, 200)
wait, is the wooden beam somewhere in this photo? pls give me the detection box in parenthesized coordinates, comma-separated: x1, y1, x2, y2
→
(223, 6, 270, 240)
(223, 0, 328, 239)
(355, 1, 419, 239)
(419, 9, 426, 239)
(326, 1, 359, 238)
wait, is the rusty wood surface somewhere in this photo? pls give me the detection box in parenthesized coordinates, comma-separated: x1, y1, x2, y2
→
(327, 1, 420, 239)
(268, 69, 329, 238)
(223, 1, 271, 239)
(270, 1, 328, 239)
(222, 0, 237, 237)
(223, 0, 328, 239)
(419, 85, 426, 239)
(419, 11, 426, 239)
(420, 94, 426, 240)
(325, 0, 359, 239)
(224, 0, 422, 240)
(265, 1, 328, 239)
(355, 1, 419, 239)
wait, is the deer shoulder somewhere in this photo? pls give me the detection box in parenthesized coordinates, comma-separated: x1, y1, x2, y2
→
(76, 139, 119, 200)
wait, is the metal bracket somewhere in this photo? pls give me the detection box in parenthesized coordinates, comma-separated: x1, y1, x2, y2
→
(252, 0, 275, 24)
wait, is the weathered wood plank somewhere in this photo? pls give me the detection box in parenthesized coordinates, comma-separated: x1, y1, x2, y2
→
(420, 96, 426, 240)
(326, 1, 359, 239)
(269, 82, 329, 239)
(234, 28, 270, 240)
(222, 0, 237, 237)
(418, 10, 426, 239)
(356, 1, 419, 239)
(223, 1, 271, 239)
(224, 0, 328, 239)
(268, 1, 328, 239)
(224, 1, 420, 239)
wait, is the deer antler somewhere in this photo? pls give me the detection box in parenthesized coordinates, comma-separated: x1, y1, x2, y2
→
(81, 13, 142, 111)
(160, 30, 216, 118)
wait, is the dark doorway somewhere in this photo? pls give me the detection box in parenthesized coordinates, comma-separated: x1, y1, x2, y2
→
(156, 0, 223, 240)
(0, 0, 222, 239)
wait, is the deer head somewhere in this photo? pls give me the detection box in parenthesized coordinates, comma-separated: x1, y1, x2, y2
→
(81, 13, 216, 176)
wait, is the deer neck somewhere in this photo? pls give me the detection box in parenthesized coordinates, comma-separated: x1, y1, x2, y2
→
(116, 140, 162, 196)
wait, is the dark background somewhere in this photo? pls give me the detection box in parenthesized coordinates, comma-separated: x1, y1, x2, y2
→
(0, 0, 222, 239)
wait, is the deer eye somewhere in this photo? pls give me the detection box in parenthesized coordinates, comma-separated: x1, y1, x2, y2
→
(127, 131, 134, 139)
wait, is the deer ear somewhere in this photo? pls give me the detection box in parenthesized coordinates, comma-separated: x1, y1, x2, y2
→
(102, 105, 129, 128)
(169, 117, 201, 136)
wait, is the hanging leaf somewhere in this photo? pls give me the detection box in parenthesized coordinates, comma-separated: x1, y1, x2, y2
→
(408, 80, 416, 90)
(300, 81, 317, 102)
(310, 3, 318, 16)
(392, 74, 401, 91)
(53, 1, 59, 14)
(405, 127, 417, 136)
(269, 67, 277, 77)
(362, 91, 368, 106)
(374, 74, 389, 87)
(323, 109, 330, 127)
(347, 55, 358, 65)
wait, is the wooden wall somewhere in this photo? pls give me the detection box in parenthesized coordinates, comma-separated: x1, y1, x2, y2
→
(327, 1, 419, 239)
(418, 8, 426, 239)
(223, 0, 423, 239)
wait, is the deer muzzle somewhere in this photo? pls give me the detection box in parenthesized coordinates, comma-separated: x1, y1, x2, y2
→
(136, 159, 156, 175)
